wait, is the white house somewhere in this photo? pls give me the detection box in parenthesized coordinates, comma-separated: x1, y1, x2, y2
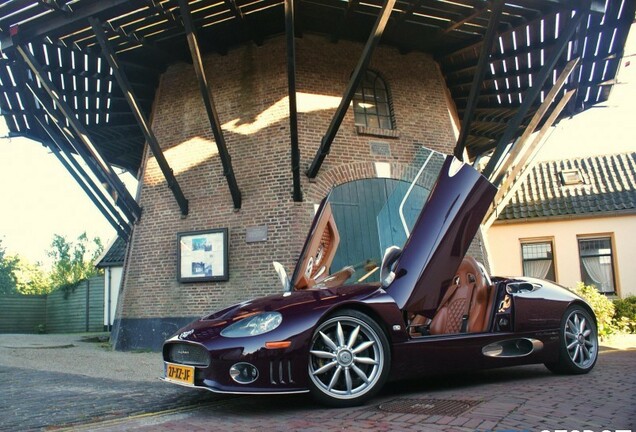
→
(96, 237, 126, 330)
(487, 152, 636, 298)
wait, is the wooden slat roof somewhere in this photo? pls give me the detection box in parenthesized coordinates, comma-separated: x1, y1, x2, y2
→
(0, 0, 633, 173)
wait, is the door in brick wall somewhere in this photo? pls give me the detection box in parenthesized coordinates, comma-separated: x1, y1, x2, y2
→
(329, 178, 426, 283)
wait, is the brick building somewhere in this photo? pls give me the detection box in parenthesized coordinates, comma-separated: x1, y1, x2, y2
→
(115, 35, 463, 349)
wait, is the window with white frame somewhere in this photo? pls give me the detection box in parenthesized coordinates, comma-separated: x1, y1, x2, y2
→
(578, 237, 616, 294)
(521, 241, 556, 281)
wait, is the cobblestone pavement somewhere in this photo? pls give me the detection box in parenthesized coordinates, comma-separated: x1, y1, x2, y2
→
(77, 349, 636, 432)
(2, 343, 634, 432)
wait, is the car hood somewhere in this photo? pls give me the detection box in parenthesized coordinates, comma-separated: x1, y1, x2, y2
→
(173, 284, 383, 342)
(385, 157, 496, 313)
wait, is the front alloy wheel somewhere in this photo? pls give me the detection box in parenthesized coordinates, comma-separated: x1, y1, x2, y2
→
(546, 305, 598, 374)
(308, 309, 390, 407)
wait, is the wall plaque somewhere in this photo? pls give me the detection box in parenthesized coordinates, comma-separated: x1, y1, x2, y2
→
(369, 141, 391, 157)
(246, 225, 268, 243)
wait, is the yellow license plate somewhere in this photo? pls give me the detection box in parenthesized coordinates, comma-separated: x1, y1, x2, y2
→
(165, 362, 195, 385)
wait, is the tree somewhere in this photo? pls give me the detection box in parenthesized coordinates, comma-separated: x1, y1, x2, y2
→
(48, 233, 104, 294)
(13, 257, 51, 295)
(0, 240, 18, 295)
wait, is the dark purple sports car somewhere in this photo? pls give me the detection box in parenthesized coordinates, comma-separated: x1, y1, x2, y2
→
(162, 150, 598, 407)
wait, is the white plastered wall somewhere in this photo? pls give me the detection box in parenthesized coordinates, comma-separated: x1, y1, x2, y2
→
(486, 214, 636, 298)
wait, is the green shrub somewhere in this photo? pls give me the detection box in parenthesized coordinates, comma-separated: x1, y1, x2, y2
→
(613, 296, 636, 319)
(613, 296, 636, 334)
(569, 282, 615, 339)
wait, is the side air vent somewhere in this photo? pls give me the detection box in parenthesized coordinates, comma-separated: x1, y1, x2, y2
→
(482, 338, 543, 358)
(269, 359, 294, 385)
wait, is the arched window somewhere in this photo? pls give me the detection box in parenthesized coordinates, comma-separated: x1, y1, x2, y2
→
(353, 70, 395, 130)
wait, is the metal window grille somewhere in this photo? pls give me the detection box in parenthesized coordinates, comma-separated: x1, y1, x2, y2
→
(353, 70, 394, 130)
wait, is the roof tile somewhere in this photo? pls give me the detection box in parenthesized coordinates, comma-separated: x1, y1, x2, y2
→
(498, 152, 636, 221)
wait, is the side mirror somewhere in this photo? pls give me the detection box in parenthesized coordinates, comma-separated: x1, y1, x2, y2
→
(380, 246, 402, 288)
(272, 261, 291, 293)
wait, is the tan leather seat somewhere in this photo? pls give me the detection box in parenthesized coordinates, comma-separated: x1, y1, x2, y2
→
(429, 256, 492, 335)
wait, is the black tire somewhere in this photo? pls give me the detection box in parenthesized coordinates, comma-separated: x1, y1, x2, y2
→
(307, 309, 390, 407)
(545, 305, 598, 374)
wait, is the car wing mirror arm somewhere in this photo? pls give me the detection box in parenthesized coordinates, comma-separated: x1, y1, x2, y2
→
(380, 246, 402, 288)
(272, 261, 291, 292)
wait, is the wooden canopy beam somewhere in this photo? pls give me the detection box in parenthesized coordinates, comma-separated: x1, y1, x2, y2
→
(307, 0, 396, 179)
(449, 52, 618, 90)
(483, 89, 575, 229)
(178, 0, 242, 209)
(489, 58, 579, 184)
(1, 0, 131, 50)
(330, 0, 360, 43)
(35, 115, 132, 239)
(101, 21, 177, 65)
(144, 0, 183, 30)
(15, 44, 142, 222)
(37, 0, 72, 15)
(285, 0, 302, 202)
(453, 1, 503, 160)
(7, 54, 129, 237)
(225, 0, 263, 45)
(24, 79, 140, 224)
(91, 17, 190, 216)
(481, 12, 584, 178)
(443, 3, 489, 34)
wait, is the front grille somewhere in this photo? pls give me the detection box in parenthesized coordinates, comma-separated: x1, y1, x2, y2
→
(166, 343, 210, 367)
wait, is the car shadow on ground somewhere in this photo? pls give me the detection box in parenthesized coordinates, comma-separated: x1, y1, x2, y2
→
(180, 364, 554, 416)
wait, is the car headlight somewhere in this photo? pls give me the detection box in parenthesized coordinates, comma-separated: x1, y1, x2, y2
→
(221, 312, 282, 338)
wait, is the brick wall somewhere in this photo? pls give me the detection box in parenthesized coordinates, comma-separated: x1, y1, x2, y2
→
(118, 35, 459, 322)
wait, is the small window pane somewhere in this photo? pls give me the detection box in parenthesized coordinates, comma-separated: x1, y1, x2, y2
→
(354, 111, 366, 126)
(521, 241, 555, 281)
(379, 116, 391, 129)
(578, 237, 615, 293)
(367, 116, 379, 129)
(375, 90, 388, 102)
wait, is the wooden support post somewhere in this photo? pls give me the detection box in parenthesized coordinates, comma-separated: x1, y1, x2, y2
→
(307, 0, 396, 178)
(489, 58, 579, 184)
(15, 45, 142, 221)
(225, 0, 263, 45)
(178, 0, 242, 209)
(35, 116, 131, 239)
(285, 0, 302, 202)
(453, 1, 503, 160)
(91, 18, 189, 216)
(481, 12, 584, 178)
(331, 0, 360, 43)
(483, 90, 575, 229)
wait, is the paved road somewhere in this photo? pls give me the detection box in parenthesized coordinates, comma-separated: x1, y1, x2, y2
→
(1, 341, 634, 431)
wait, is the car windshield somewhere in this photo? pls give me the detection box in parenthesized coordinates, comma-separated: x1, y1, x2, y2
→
(292, 147, 447, 289)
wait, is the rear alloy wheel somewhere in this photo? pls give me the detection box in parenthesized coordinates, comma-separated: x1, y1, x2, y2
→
(308, 309, 390, 407)
(546, 305, 598, 374)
